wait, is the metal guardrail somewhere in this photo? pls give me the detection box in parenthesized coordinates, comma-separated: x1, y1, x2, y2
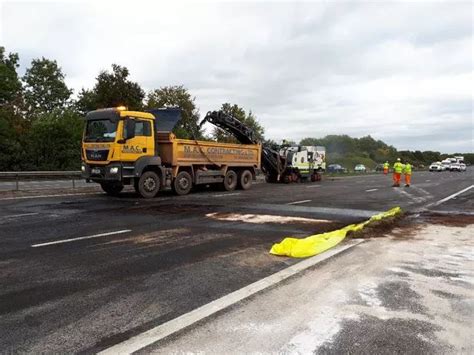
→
(0, 171, 82, 191)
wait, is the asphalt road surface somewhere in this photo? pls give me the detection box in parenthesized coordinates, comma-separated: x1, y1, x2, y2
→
(0, 169, 472, 353)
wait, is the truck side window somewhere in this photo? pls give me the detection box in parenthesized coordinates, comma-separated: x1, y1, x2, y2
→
(135, 120, 151, 137)
(124, 119, 152, 137)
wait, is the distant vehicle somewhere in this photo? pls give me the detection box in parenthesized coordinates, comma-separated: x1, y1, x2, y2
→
(375, 163, 384, 172)
(454, 156, 464, 164)
(460, 163, 466, 171)
(429, 162, 443, 172)
(327, 164, 346, 173)
(441, 160, 451, 171)
(354, 164, 367, 172)
(279, 145, 326, 182)
(450, 163, 461, 172)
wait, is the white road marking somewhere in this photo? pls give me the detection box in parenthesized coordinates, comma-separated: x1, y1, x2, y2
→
(98, 239, 365, 355)
(425, 179, 431, 182)
(426, 185, 474, 207)
(365, 189, 378, 192)
(411, 186, 432, 197)
(306, 185, 321, 188)
(0, 192, 103, 201)
(393, 188, 425, 203)
(212, 192, 241, 197)
(1, 212, 39, 219)
(31, 229, 132, 248)
(287, 200, 312, 205)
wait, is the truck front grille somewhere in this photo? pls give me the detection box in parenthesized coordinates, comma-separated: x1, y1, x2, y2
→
(86, 149, 109, 161)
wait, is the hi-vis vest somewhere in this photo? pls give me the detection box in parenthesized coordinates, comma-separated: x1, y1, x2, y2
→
(404, 163, 412, 175)
(393, 162, 403, 173)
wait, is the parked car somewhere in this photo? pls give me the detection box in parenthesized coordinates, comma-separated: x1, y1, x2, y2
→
(327, 164, 347, 173)
(375, 164, 384, 172)
(429, 162, 443, 172)
(354, 164, 367, 172)
(450, 163, 461, 172)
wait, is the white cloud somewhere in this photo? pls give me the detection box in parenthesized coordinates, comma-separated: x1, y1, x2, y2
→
(1, 0, 472, 153)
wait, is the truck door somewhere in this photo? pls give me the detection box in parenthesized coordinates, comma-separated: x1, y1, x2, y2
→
(119, 117, 154, 162)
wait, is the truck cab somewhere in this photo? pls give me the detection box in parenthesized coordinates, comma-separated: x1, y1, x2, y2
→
(82, 107, 163, 197)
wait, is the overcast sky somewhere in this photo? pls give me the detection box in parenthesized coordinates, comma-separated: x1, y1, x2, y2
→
(1, 0, 472, 153)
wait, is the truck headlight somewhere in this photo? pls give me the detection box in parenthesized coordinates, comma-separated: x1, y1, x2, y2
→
(81, 165, 86, 172)
(109, 167, 119, 174)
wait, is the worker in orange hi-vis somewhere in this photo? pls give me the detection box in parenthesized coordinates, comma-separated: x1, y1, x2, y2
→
(392, 158, 403, 187)
(404, 162, 412, 187)
(383, 161, 389, 175)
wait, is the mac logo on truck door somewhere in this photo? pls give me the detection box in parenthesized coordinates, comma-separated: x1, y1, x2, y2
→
(122, 145, 143, 154)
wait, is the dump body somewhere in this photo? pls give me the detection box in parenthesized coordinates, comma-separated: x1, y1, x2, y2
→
(157, 133, 261, 170)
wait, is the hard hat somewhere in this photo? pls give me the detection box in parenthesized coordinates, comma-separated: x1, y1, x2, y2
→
(397, 158, 401, 161)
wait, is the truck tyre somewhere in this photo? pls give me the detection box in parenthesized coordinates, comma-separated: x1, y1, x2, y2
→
(100, 182, 124, 196)
(138, 171, 160, 198)
(172, 171, 193, 196)
(238, 170, 253, 190)
(223, 170, 238, 191)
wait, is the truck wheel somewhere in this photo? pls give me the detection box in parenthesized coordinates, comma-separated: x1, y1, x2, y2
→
(100, 182, 123, 196)
(138, 171, 160, 198)
(238, 170, 253, 190)
(172, 171, 193, 196)
(223, 170, 238, 191)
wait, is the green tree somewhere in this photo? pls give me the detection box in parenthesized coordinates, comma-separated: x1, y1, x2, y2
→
(212, 103, 264, 143)
(300, 137, 323, 146)
(0, 46, 22, 106)
(26, 109, 84, 170)
(146, 85, 202, 139)
(0, 47, 26, 170)
(77, 64, 144, 113)
(23, 57, 72, 116)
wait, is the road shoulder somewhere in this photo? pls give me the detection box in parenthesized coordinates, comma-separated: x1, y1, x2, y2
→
(144, 216, 474, 354)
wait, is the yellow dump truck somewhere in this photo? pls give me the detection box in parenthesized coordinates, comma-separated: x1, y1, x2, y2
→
(81, 107, 261, 198)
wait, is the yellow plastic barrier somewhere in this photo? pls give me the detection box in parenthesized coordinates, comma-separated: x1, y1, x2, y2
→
(270, 207, 402, 258)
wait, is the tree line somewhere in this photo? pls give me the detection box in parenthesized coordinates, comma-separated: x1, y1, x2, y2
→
(0, 46, 470, 171)
(300, 135, 473, 168)
(0, 47, 264, 171)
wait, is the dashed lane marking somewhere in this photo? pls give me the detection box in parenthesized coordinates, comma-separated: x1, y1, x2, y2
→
(1, 212, 39, 219)
(287, 200, 312, 205)
(365, 188, 378, 192)
(98, 239, 365, 355)
(31, 229, 132, 248)
(212, 192, 241, 197)
(306, 185, 321, 188)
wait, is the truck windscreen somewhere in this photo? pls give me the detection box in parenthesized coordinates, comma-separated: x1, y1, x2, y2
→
(84, 119, 117, 142)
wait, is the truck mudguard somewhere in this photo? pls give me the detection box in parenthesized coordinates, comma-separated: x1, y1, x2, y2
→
(134, 156, 163, 176)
